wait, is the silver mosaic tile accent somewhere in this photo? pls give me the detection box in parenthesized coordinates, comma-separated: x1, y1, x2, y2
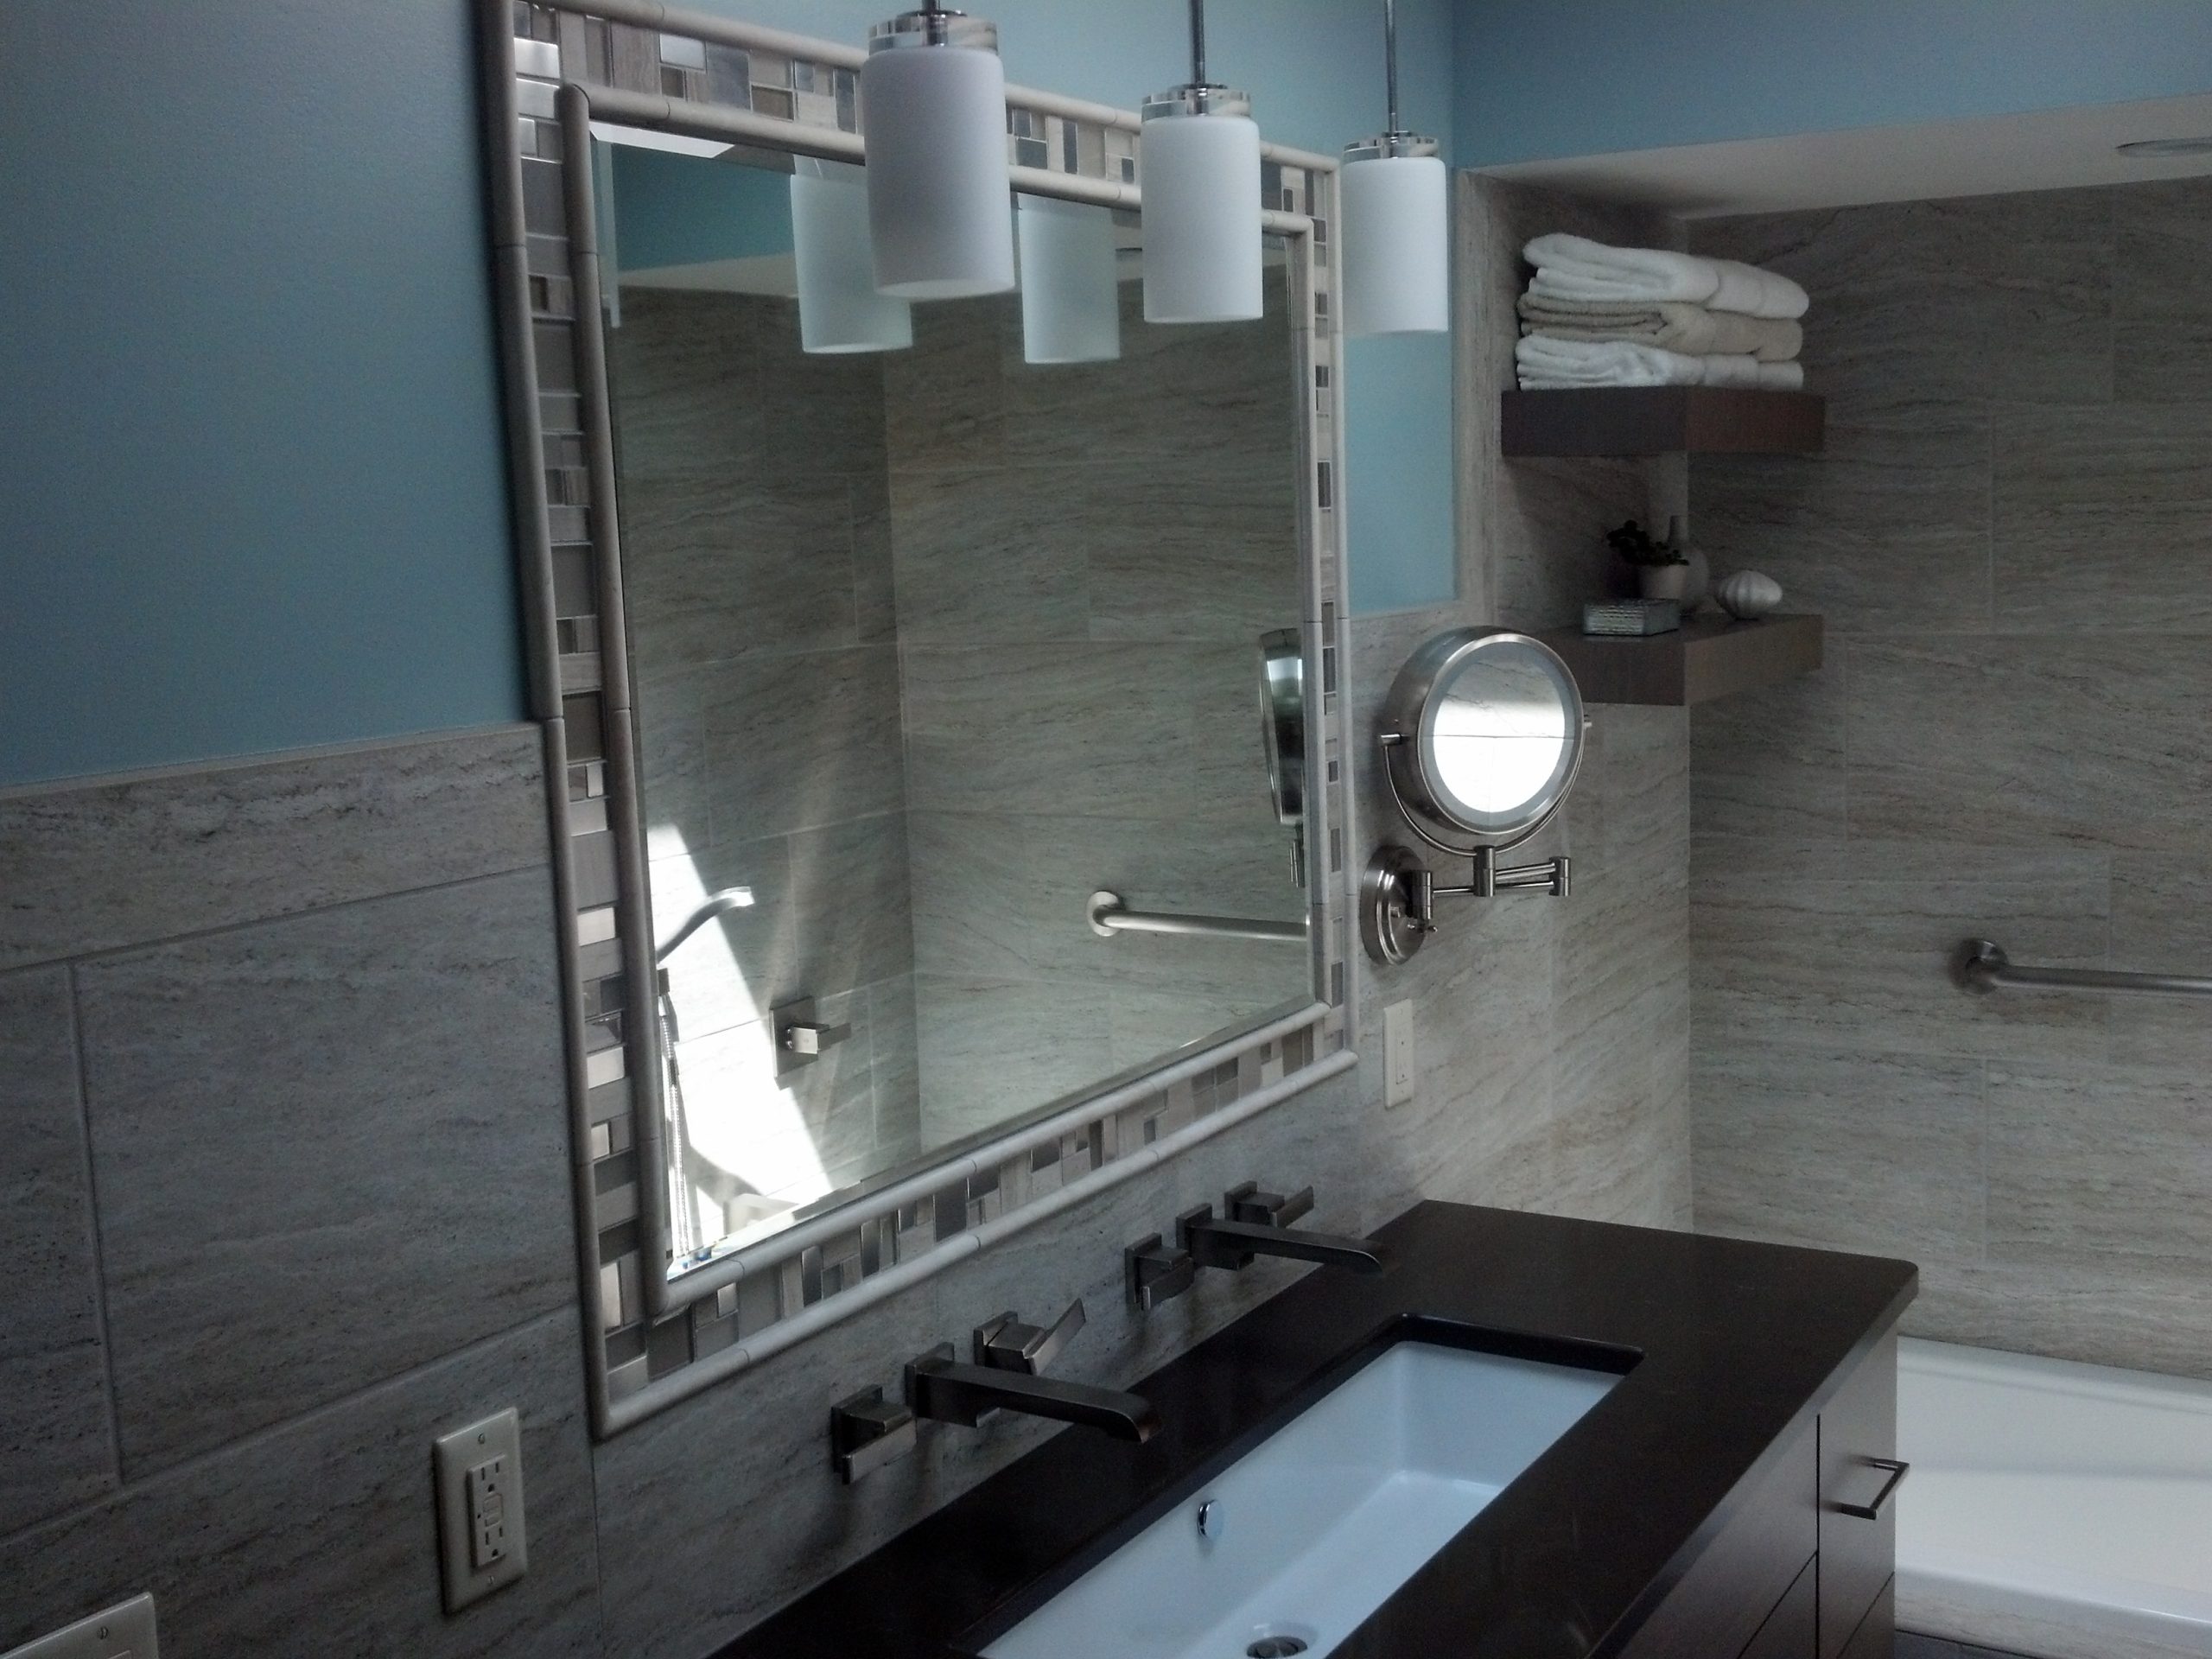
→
(493, 1, 1351, 1432)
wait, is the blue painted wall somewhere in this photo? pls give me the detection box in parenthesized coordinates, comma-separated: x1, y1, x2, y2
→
(1456, 0, 2212, 165)
(1, 0, 1455, 786)
(0, 1, 524, 786)
(610, 146, 795, 270)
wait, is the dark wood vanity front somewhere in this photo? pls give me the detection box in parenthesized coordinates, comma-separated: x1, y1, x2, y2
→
(715, 1202, 1916, 1659)
(1620, 1327, 1902, 1658)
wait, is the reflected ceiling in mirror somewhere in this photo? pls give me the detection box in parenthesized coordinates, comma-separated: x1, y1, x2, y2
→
(597, 137, 1314, 1274)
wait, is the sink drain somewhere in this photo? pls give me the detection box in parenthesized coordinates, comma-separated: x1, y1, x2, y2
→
(1247, 1639, 1308, 1658)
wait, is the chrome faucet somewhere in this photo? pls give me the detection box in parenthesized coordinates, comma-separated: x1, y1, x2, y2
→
(904, 1299, 1160, 1443)
(1178, 1182, 1389, 1275)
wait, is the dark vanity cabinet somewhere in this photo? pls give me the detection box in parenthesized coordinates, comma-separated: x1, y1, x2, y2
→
(1620, 1327, 1901, 1659)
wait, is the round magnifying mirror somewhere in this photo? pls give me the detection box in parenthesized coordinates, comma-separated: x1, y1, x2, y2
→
(1382, 629, 1586, 849)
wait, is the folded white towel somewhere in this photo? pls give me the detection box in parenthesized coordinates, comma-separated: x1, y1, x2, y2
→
(1515, 336, 1709, 388)
(1523, 232, 1809, 321)
(1516, 295, 1803, 362)
(1515, 335, 1808, 391)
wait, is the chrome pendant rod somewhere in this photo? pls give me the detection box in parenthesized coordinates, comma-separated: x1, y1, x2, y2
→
(1955, 938, 2212, 999)
(1383, 0, 1400, 135)
(1188, 0, 1207, 86)
(1088, 890, 1308, 945)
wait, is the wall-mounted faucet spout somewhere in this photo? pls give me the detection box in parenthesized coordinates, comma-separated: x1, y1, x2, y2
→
(904, 1298, 1160, 1443)
(906, 1346, 1160, 1442)
(1178, 1183, 1389, 1275)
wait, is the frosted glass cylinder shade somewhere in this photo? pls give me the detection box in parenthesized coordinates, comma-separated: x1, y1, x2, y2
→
(1342, 152, 1448, 336)
(790, 159, 913, 355)
(1017, 196, 1122, 364)
(861, 25, 1016, 300)
(1141, 105, 1263, 324)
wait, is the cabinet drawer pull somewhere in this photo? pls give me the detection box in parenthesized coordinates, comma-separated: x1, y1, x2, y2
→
(1834, 1457, 1909, 1520)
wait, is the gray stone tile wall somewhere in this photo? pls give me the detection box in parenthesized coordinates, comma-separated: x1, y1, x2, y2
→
(0, 725, 601, 1656)
(1689, 177, 2212, 1378)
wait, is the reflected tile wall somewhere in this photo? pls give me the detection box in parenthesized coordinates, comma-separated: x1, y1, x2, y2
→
(610, 287, 922, 1220)
(886, 277, 1314, 1141)
(1690, 176, 2212, 1379)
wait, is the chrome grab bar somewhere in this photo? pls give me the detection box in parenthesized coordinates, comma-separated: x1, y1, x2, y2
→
(1955, 938, 2212, 1000)
(1086, 890, 1308, 946)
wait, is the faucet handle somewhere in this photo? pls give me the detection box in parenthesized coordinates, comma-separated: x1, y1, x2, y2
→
(829, 1385, 916, 1484)
(1225, 1181, 1315, 1229)
(974, 1297, 1086, 1375)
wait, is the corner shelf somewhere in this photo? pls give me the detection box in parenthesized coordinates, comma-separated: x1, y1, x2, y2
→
(1537, 613, 1824, 706)
(1502, 388, 1825, 457)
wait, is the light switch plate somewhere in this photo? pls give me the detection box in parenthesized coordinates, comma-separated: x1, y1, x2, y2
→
(2, 1593, 157, 1659)
(1384, 1000, 1416, 1108)
(434, 1408, 528, 1611)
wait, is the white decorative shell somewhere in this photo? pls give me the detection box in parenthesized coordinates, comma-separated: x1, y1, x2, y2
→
(1715, 570, 1783, 620)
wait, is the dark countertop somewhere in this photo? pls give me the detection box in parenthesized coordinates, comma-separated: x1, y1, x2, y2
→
(714, 1200, 1917, 1659)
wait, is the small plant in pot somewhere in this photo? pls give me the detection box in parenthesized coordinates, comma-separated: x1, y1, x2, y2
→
(1606, 519, 1689, 603)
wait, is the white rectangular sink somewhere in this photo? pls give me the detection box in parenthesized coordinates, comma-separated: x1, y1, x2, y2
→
(982, 1340, 1622, 1659)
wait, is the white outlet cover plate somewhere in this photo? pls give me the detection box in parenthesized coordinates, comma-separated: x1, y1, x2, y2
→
(1384, 999, 1416, 1108)
(2, 1594, 157, 1659)
(434, 1408, 528, 1611)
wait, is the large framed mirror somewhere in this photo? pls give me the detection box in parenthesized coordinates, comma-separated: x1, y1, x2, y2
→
(482, 0, 1355, 1432)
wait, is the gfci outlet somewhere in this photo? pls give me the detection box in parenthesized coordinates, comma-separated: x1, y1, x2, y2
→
(435, 1408, 528, 1611)
(1384, 1000, 1417, 1108)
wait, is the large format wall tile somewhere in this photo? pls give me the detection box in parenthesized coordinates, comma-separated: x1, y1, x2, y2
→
(1993, 401, 2212, 632)
(1694, 1040, 1986, 1267)
(700, 646, 905, 845)
(1985, 1057, 2212, 1274)
(1691, 841, 2111, 1064)
(621, 471, 861, 671)
(901, 642, 1262, 824)
(2115, 177, 2212, 404)
(79, 871, 574, 1474)
(0, 1309, 599, 1659)
(1691, 177, 2212, 1380)
(887, 467, 1090, 645)
(1846, 635, 2212, 855)
(609, 289, 762, 483)
(0, 727, 548, 971)
(1694, 189, 2113, 405)
(1689, 664, 1847, 842)
(1695, 393, 1992, 633)
(0, 969, 115, 1536)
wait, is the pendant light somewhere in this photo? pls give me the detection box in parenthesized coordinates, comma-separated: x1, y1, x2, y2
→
(861, 3, 1016, 299)
(791, 157, 914, 354)
(1141, 0, 1262, 324)
(1341, 0, 1447, 336)
(1017, 196, 1122, 364)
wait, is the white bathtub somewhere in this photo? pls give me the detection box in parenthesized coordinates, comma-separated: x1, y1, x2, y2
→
(1897, 1338, 2212, 1659)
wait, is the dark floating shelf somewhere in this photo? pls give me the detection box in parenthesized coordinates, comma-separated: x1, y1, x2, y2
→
(1502, 387, 1825, 456)
(1539, 613, 1824, 707)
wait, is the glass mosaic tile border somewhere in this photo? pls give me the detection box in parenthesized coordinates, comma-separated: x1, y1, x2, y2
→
(481, 0, 1357, 1434)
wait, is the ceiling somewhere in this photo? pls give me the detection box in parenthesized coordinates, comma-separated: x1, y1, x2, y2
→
(1477, 92, 2212, 219)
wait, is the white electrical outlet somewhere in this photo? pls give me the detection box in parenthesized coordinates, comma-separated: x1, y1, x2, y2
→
(1, 1594, 157, 1659)
(435, 1408, 528, 1611)
(1384, 999, 1417, 1108)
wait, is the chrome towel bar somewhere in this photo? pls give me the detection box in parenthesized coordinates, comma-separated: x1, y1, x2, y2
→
(1087, 890, 1308, 945)
(1955, 938, 2212, 1000)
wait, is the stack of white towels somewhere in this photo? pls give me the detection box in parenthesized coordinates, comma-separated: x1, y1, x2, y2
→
(1515, 233, 1809, 391)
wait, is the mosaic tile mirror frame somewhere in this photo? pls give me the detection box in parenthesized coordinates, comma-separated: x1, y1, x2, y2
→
(480, 0, 1357, 1434)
